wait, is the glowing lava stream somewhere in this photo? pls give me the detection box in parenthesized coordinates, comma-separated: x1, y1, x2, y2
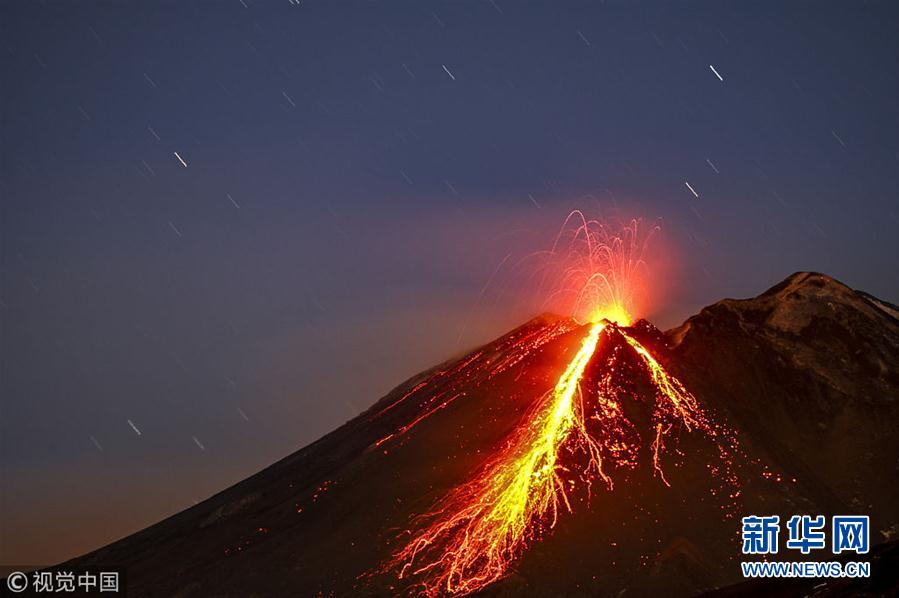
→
(378, 214, 741, 595)
(387, 318, 736, 596)
(391, 322, 608, 596)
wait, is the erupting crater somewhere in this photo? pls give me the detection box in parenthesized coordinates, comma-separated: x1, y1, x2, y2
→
(382, 318, 740, 596)
(375, 211, 740, 596)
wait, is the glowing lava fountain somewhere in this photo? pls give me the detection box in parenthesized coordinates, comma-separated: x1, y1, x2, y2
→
(536, 210, 658, 325)
(382, 214, 738, 596)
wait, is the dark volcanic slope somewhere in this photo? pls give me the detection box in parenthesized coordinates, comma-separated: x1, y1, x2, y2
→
(698, 539, 899, 598)
(58, 315, 590, 597)
(54, 272, 898, 597)
(668, 272, 899, 537)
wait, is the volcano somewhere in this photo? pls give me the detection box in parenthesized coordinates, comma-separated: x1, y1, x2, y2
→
(53, 272, 899, 597)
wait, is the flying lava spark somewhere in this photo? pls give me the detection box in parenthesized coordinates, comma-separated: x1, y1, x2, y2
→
(376, 212, 740, 597)
(535, 209, 658, 325)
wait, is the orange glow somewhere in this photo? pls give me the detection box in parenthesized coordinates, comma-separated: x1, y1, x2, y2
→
(374, 211, 738, 596)
(385, 322, 739, 596)
(537, 210, 657, 325)
(390, 322, 607, 596)
(368, 319, 578, 450)
(587, 302, 632, 326)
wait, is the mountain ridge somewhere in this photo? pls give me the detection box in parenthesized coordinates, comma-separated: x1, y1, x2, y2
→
(36, 271, 899, 597)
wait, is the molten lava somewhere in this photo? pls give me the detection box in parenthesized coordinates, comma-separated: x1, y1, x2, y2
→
(386, 322, 738, 596)
(537, 210, 657, 326)
(391, 322, 606, 595)
(377, 213, 739, 596)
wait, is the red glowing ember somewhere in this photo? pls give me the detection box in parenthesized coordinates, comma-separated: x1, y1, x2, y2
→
(536, 210, 659, 325)
(373, 212, 739, 596)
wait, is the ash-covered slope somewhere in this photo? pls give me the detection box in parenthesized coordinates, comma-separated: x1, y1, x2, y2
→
(53, 272, 898, 597)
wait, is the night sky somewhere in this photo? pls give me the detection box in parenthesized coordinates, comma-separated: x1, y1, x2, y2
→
(2, 1, 897, 566)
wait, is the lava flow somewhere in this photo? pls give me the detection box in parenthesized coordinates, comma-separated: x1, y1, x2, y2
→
(386, 320, 737, 596)
(379, 214, 739, 596)
(391, 321, 607, 595)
